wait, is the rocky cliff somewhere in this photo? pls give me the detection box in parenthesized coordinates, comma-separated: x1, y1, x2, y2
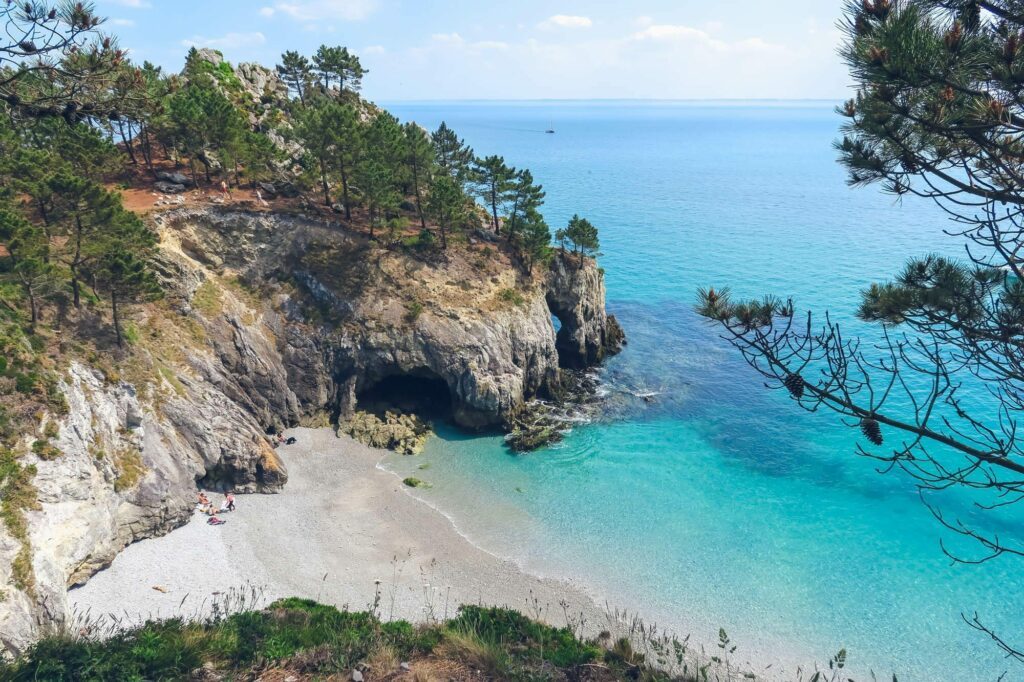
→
(0, 207, 621, 654)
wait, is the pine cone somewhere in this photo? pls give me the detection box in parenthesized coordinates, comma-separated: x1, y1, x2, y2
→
(783, 373, 805, 399)
(860, 418, 883, 446)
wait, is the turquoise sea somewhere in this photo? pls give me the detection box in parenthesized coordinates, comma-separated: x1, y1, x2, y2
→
(381, 101, 1022, 680)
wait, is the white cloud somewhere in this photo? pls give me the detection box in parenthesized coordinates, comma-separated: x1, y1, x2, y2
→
(363, 45, 386, 55)
(263, 0, 376, 22)
(630, 24, 783, 54)
(181, 32, 267, 50)
(107, 0, 150, 7)
(111, 18, 135, 27)
(258, 7, 276, 17)
(363, 11, 847, 102)
(538, 14, 592, 30)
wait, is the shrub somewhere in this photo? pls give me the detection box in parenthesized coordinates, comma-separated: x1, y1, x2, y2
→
(498, 288, 526, 307)
(405, 301, 424, 324)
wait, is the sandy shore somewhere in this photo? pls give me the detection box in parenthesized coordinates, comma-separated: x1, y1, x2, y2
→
(69, 428, 607, 631)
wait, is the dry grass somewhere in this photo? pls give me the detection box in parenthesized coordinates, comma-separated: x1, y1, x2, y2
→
(437, 624, 509, 679)
(366, 642, 400, 677)
(112, 447, 146, 492)
(191, 279, 223, 318)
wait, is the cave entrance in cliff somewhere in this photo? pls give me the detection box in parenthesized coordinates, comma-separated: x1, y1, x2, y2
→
(546, 296, 575, 369)
(356, 368, 453, 421)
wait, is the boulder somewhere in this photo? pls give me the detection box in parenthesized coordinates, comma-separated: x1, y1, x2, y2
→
(157, 171, 193, 187)
(256, 181, 277, 198)
(339, 411, 431, 456)
(154, 181, 186, 194)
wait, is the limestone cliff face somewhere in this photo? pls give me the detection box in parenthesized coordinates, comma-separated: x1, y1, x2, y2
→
(0, 207, 621, 654)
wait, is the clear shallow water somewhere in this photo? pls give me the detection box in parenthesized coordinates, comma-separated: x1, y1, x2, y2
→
(381, 101, 1023, 680)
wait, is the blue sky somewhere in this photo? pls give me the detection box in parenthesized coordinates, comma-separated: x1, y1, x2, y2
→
(95, 0, 854, 101)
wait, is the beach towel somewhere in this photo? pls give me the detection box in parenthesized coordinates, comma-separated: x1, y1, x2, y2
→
(207, 517, 226, 526)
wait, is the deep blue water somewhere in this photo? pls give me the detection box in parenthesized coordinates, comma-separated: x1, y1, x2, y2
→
(380, 101, 1022, 680)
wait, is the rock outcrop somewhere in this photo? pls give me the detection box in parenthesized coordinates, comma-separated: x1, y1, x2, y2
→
(161, 208, 621, 430)
(0, 206, 621, 655)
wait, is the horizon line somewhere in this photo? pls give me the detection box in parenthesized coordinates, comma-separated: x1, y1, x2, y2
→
(375, 97, 843, 104)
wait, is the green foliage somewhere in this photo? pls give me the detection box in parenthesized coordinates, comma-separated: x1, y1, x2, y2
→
(277, 50, 313, 102)
(404, 300, 424, 323)
(0, 448, 39, 595)
(3, 600, 663, 681)
(168, 78, 247, 185)
(516, 209, 553, 272)
(312, 45, 367, 94)
(432, 121, 474, 186)
(564, 214, 600, 258)
(498, 288, 526, 306)
(295, 99, 361, 211)
(3, 599, 429, 681)
(472, 154, 516, 233)
(427, 175, 469, 249)
(191, 279, 223, 318)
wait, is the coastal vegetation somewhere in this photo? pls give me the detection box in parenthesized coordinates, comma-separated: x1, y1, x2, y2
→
(0, 598, 713, 682)
(698, 0, 1024, 662)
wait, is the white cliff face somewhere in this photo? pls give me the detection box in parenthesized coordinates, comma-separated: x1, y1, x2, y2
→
(0, 207, 621, 654)
(1, 356, 286, 652)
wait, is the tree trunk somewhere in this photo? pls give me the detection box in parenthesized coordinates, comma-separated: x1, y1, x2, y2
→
(490, 187, 500, 234)
(119, 120, 138, 165)
(140, 124, 155, 173)
(71, 215, 83, 308)
(320, 157, 331, 205)
(411, 163, 427, 231)
(189, 159, 199, 189)
(28, 287, 37, 333)
(111, 292, 122, 348)
(340, 165, 351, 220)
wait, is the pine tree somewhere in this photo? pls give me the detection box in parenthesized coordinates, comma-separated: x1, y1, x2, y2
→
(46, 173, 119, 308)
(427, 175, 467, 249)
(472, 155, 515, 234)
(517, 208, 552, 273)
(312, 45, 347, 91)
(359, 112, 404, 238)
(564, 214, 600, 259)
(0, 204, 63, 332)
(403, 122, 435, 231)
(431, 122, 473, 186)
(277, 50, 312, 103)
(92, 212, 161, 347)
(506, 169, 545, 243)
(340, 48, 367, 94)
